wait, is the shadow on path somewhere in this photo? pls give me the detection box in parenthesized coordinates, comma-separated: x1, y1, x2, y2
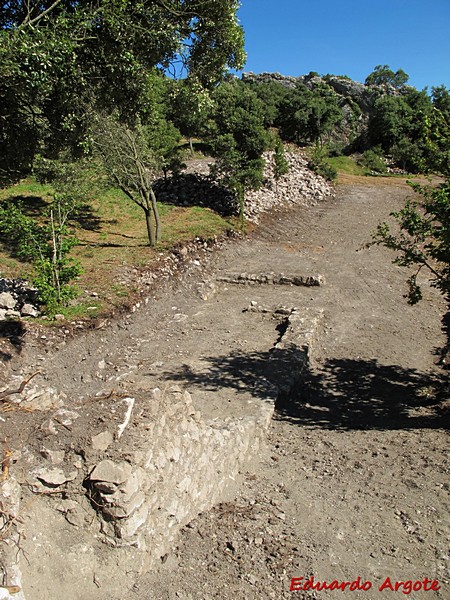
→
(162, 348, 449, 431)
(277, 357, 449, 431)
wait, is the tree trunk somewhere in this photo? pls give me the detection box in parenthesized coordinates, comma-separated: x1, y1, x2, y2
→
(150, 188, 161, 242)
(189, 137, 194, 156)
(144, 207, 156, 246)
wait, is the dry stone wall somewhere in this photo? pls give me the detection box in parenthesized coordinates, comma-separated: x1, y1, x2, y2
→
(85, 385, 275, 555)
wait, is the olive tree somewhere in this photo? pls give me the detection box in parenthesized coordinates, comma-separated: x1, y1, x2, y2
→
(93, 115, 162, 246)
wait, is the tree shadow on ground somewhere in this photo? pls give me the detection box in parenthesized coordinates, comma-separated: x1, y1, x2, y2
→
(162, 347, 449, 431)
(277, 357, 449, 431)
(4, 195, 48, 216)
(161, 348, 291, 399)
(0, 320, 26, 361)
(153, 173, 238, 216)
(72, 203, 102, 232)
(2, 194, 102, 232)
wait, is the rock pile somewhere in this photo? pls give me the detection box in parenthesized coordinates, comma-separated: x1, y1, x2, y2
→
(154, 150, 334, 226)
(154, 173, 238, 216)
(0, 278, 40, 320)
(244, 150, 334, 222)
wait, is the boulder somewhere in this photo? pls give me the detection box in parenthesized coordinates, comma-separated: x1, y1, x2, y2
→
(0, 292, 16, 310)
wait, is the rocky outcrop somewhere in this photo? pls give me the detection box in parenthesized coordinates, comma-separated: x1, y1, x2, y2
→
(241, 71, 405, 149)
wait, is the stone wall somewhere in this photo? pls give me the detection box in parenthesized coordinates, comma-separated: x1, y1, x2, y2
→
(85, 385, 275, 556)
(0, 382, 276, 599)
(0, 299, 324, 599)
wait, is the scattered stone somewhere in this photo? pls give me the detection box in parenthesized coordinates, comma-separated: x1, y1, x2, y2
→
(90, 460, 132, 486)
(21, 303, 39, 317)
(92, 431, 114, 452)
(0, 292, 16, 310)
(41, 448, 65, 465)
(34, 467, 77, 488)
(5, 310, 21, 319)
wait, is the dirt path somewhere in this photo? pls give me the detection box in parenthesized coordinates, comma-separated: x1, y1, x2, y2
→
(132, 182, 449, 599)
(2, 180, 449, 600)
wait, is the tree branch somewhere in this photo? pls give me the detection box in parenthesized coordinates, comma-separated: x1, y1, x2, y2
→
(0, 372, 40, 402)
(18, 0, 63, 29)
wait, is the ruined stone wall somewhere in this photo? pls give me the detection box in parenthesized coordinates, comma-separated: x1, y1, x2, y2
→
(86, 385, 275, 558)
(0, 384, 276, 599)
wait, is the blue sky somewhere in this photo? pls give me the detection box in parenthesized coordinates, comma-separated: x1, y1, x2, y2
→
(235, 0, 450, 90)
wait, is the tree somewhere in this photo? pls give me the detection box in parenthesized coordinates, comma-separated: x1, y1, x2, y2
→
(93, 115, 162, 246)
(208, 81, 270, 226)
(273, 139, 289, 191)
(277, 82, 342, 145)
(168, 77, 213, 154)
(372, 179, 450, 304)
(365, 65, 409, 89)
(245, 80, 288, 128)
(0, 1, 246, 184)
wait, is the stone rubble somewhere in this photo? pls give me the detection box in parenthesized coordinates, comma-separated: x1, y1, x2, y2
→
(0, 278, 41, 320)
(153, 150, 334, 226)
(216, 272, 324, 287)
(244, 150, 335, 223)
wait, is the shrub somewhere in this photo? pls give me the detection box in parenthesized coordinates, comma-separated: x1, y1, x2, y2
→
(359, 147, 388, 174)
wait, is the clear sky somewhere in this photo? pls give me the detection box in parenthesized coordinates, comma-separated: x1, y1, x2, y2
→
(235, 0, 450, 91)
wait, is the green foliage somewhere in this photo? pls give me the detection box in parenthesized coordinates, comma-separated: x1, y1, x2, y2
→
(273, 140, 290, 189)
(168, 77, 213, 153)
(372, 179, 450, 303)
(368, 86, 449, 174)
(277, 82, 342, 145)
(368, 95, 415, 151)
(245, 80, 289, 128)
(359, 147, 388, 174)
(0, 1, 245, 184)
(208, 81, 270, 225)
(146, 119, 184, 179)
(365, 65, 409, 88)
(390, 138, 424, 173)
(307, 145, 337, 182)
(0, 177, 82, 314)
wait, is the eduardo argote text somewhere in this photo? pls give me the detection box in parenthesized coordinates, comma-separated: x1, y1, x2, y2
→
(290, 575, 441, 595)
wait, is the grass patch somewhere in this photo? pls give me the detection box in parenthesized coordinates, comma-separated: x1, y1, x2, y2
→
(328, 155, 369, 177)
(0, 176, 237, 320)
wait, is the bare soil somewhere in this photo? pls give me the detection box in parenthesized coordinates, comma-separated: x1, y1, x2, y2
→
(137, 181, 450, 599)
(1, 179, 449, 599)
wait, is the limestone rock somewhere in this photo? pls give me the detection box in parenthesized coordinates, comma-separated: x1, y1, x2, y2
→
(21, 303, 39, 317)
(34, 467, 77, 487)
(0, 292, 16, 310)
(90, 460, 132, 485)
(92, 431, 114, 452)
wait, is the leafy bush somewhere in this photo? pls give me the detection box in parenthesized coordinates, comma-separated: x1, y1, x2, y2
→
(0, 200, 81, 314)
(372, 179, 450, 304)
(359, 147, 388, 174)
(308, 146, 337, 181)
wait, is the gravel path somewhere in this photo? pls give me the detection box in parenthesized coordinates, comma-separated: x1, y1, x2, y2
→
(134, 181, 449, 600)
(2, 179, 449, 600)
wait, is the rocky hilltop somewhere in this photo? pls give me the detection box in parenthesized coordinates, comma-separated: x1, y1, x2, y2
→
(241, 71, 408, 149)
